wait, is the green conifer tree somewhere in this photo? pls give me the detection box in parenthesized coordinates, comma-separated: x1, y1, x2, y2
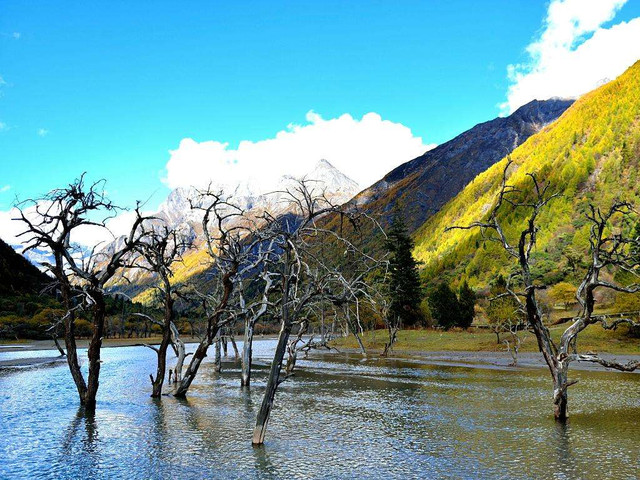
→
(427, 282, 460, 330)
(457, 281, 476, 328)
(385, 217, 423, 327)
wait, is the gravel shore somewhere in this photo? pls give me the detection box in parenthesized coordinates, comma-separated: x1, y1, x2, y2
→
(325, 348, 640, 374)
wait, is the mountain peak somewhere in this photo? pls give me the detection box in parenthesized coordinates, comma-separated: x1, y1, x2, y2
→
(350, 98, 573, 233)
(314, 158, 335, 169)
(510, 98, 574, 126)
(306, 159, 360, 198)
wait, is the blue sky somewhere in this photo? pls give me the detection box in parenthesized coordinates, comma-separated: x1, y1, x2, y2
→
(1, 1, 640, 216)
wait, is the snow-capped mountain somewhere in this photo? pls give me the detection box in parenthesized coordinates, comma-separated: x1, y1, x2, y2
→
(154, 158, 359, 234)
(13, 244, 54, 271)
(12, 159, 359, 284)
(301, 158, 361, 204)
(101, 159, 360, 290)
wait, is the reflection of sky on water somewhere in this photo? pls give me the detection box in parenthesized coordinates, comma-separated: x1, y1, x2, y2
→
(1, 338, 639, 479)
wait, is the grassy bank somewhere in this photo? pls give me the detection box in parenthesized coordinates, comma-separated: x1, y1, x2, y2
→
(332, 324, 640, 355)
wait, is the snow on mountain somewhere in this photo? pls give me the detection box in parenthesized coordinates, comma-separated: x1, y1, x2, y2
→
(96, 159, 360, 287)
(155, 158, 359, 233)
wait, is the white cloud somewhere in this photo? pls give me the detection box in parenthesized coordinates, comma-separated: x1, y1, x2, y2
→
(0, 203, 148, 253)
(3, 111, 432, 251)
(163, 111, 433, 193)
(0, 185, 10, 193)
(502, 0, 640, 113)
(37, 128, 49, 137)
(0, 208, 24, 246)
(0, 122, 7, 131)
(12, 32, 20, 40)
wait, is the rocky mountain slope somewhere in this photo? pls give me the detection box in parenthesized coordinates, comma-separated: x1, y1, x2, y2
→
(352, 98, 573, 233)
(119, 101, 574, 300)
(413, 60, 640, 288)
(113, 159, 361, 300)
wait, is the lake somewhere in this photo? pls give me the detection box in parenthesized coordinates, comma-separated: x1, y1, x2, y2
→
(0, 339, 639, 479)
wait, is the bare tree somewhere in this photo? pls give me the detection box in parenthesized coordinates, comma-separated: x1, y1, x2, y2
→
(16, 174, 151, 410)
(363, 270, 395, 357)
(284, 318, 309, 377)
(235, 266, 277, 387)
(213, 329, 222, 373)
(343, 301, 367, 355)
(448, 160, 640, 421)
(251, 179, 380, 445)
(502, 317, 528, 367)
(132, 223, 191, 397)
(552, 202, 640, 414)
(172, 189, 251, 398)
(169, 317, 190, 382)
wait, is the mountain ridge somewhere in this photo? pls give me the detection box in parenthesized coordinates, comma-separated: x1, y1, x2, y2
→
(352, 98, 574, 233)
(412, 60, 640, 288)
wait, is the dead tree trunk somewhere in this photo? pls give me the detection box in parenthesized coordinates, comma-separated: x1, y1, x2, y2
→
(173, 268, 236, 397)
(214, 330, 222, 373)
(173, 326, 217, 397)
(252, 312, 292, 445)
(85, 289, 106, 411)
(285, 320, 308, 377)
(553, 361, 570, 421)
(241, 319, 254, 387)
(54, 261, 88, 404)
(221, 334, 228, 357)
(346, 306, 366, 355)
(249, 177, 382, 445)
(63, 290, 88, 403)
(150, 295, 174, 398)
(172, 188, 247, 397)
(230, 335, 239, 360)
(448, 163, 640, 422)
(239, 273, 274, 387)
(173, 328, 218, 397)
(17, 176, 153, 411)
(253, 249, 293, 445)
(170, 321, 187, 382)
(53, 335, 66, 356)
(382, 323, 399, 357)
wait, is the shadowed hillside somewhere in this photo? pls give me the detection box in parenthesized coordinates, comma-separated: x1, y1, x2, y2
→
(0, 239, 52, 295)
(354, 98, 573, 233)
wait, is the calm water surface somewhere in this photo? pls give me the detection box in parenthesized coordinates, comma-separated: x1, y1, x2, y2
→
(0, 339, 639, 479)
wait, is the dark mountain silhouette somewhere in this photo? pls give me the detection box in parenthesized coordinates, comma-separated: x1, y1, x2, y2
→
(0, 239, 52, 295)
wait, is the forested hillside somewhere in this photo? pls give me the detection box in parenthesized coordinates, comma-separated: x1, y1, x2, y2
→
(0, 239, 51, 295)
(0, 239, 62, 339)
(413, 61, 640, 289)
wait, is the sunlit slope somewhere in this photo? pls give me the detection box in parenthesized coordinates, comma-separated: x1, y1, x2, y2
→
(413, 60, 640, 287)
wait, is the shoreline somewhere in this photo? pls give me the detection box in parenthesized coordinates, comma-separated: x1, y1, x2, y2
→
(317, 347, 640, 374)
(0, 334, 279, 352)
(2, 338, 639, 374)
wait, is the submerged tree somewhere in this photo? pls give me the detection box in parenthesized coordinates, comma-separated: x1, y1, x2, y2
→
(172, 189, 249, 398)
(235, 263, 277, 387)
(449, 159, 640, 421)
(132, 223, 191, 397)
(17, 175, 151, 410)
(251, 179, 380, 445)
